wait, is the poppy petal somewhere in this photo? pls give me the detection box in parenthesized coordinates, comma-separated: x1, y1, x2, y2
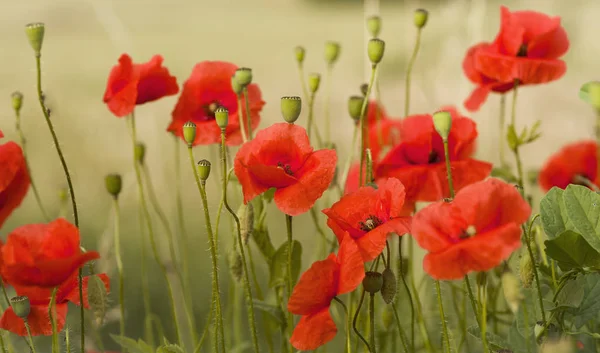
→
(538, 141, 597, 191)
(476, 51, 566, 85)
(0, 141, 30, 229)
(135, 55, 179, 105)
(290, 308, 337, 351)
(464, 85, 492, 112)
(287, 254, 338, 315)
(61, 273, 111, 308)
(0, 303, 68, 336)
(337, 233, 365, 294)
(103, 54, 139, 117)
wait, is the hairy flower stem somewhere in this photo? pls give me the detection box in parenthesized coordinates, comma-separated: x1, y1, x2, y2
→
(525, 217, 547, 323)
(243, 87, 254, 140)
(404, 28, 422, 117)
(297, 62, 310, 106)
(24, 321, 37, 353)
(359, 64, 378, 186)
(369, 294, 377, 353)
(14, 108, 48, 220)
(285, 214, 295, 352)
(129, 115, 182, 344)
(332, 297, 351, 353)
(442, 139, 455, 199)
(307, 92, 323, 147)
(464, 275, 483, 326)
(33, 53, 85, 352)
(434, 281, 451, 353)
(478, 279, 490, 353)
(499, 95, 507, 167)
(353, 289, 372, 353)
(139, 204, 154, 347)
(390, 302, 410, 353)
(0, 333, 7, 353)
(112, 196, 125, 349)
(49, 288, 59, 353)
(396, 239, 415, 352)
(220, 131, 260, 353)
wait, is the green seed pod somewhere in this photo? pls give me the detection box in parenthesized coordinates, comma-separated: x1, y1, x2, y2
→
(182, 121, 197, 147)
(104, 174, 122, 198)
(380, 267, 397, 304)
(363, 271, 383, 294)
(238, 202, 254, 245)
(134, 142, 146, 165)
(234, 67, 253, 87)
(281, 96, 302, 123)
(197, 160, 211, 182)
(231, 75, 243, 95)
(519, 253, 534, 289)
(501, 269, 523, 314)
(11, 91, 23, 113)
(367, 16, 382, 37)
(360, 83, 369, 96)
(367, 38, 385, 64)
(324, 41, 341, 65)
(87, 274, 108, 326)
(348, 95, 364, 122)
(228, 249, 243, 283)
(295, 46, 306, 64)
(308, 73, 321, 94)
(10, 296, 30, 319)
(215, 107, 229, 130)
(25, 22, 45, 55)
(432, 111, 452, 140)
(414, 9, 429, 29)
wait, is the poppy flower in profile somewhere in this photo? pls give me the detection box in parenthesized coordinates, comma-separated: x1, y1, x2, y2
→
(368, 118, 403, 162)
(412, 178, 531, 280)
(0, 131, 30, 229)
(323, 178, 411, 262)
(375, 108, 492, 205)
(234, 123, 337, 216)
(0, 272, 110, 336)
(103, 54, 179, 117)
(2, 218, 100, 287)
(538, 141, 599, 192)
(287, 234, 364, 350)
(475, 6, 569, 87)
(168, 61, 265, 146)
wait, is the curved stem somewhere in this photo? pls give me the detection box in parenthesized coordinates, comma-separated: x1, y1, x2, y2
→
(65, 326, 71, 353)
(525, 217, 547, 323)
(352, 289, 371, 353)
(391, 302, 410, 353)
(307, 92, 315, 140)
(129, 115, 182, 344)
(220, 132, 260, 353)
(24, 321, 37, 353)
(464, 275, 482, 328)
(396, 239, 414, 352)
(369, 294, 376, 353)
(435, 280, 451, 353)
(404, 29, 422, 117)
(285, 214, 295, 352)
(243, 87, 254, 140)
(237, 95, 248, 143)
(0, 332, 7, 353)
(359, 65, 378, 187)
(194, 303, 213, 353)
(112, 197, 125, 348)
(499, 94, 507, 167)
(49, 288, 58, 353)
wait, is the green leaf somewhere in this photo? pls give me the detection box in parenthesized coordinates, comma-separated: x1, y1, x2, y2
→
(110, 335, 154, 353)
(579, 81, 600, 104)
(568, 273, 600, 328)
(544, 230, 600, 271)
(554, 276, 585, 309)
(540, 187, 574, 239)
(156, 344, 185, 353)
(491, 167, 518, 183)
(516, 288, 538, 340)
(466, 325, 509, 351)
(269, 240, 302, 288)
(563, 184, 600, 253)
(252, 227, 276, 262)
(252, 299, 286, 326)
(506, 124, 519, 151)
(507, 324, 533, 353)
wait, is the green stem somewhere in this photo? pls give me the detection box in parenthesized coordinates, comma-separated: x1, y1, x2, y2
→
(464, 275, 482, 328)
(285, 214, 295, 352)
(499, 94, 507, 167)
(435, 280, 451, 353)
(352, 289, 371, 353)
(442, 139, 455, 199)
(452, 283, 467, 352)
(0, 332, 7, 353)
(525, 215, 546, 323)
(194, 304, 213, 353)
(237, 95, 249, 143)
(369, 294, 376, 353)
(65, 326, 71, 353)
(332, 297, 351, 353)
(24, 321, 37, 353)
(409, 243, 433, 353)
(340, 124, 360, 194)
(112, 196, 125, 349)
(243, 87, 253, 140)
(404, 28, 422, 117)
(186, 146, 225, 350)
(325, 64, 332, 143)
(49, 288, 58, 353)
(390, 302, 410, 353)
(297, 63, 309, 103)
(574, 175, 600, 192)
(359, 65, 378, 187)
(129, 115, 182, 344)
(396, 239, 414, 352)
(478, 278, 490, 353)
(220, 131, 260, 353)
(375, 74, 384, 147)
(307, 92, 315, 140)
(139, 199, 154, 347)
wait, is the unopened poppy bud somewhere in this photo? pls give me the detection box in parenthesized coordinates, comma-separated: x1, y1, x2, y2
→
(238, 202, 254, 245)
(380, 268, 397, 304)
(231, 75, 243, 95)
(324, 41, 341, 65)
(588, 82, 600, 111)
(308, 73, 321, 93)
(228, 249, 243, 283)
(234, 68, 253, 87)
(367, 16, 382, 37)
(433, 111, 452, 140)
(367, 38, 385, 64)
(360, 83, 369, 96)
(11, 91, 23, 113)
(88, 275, 108, 326)
(414, 9, 429, 28)
(215, 107, 229, 129)
(363, 271, 383, 294)
(197, 160, 211, 181)
(501, 269, 523, 314)
(25, 22, 45, 55)
(182, 121, 197, 147)
(105, 174, 122, 198)
(295, 46, 306, 64)
(10, 296, 30, 319)
(281, 96, 302, 123)
(348, 96, 364, 122)
(519, 253, 534, 288)
(134, 142, 146, 164)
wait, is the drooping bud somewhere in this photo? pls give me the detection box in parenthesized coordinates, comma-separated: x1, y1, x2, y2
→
(295, 46, 306, 64)
(519, 253, 534, 288)
(366, 16, 382, 37)
(105, 174, 122, 198)
(228, 249, 243, 283)
(363, 271, 383, 294)
(11, 92, 23, 113)
(134, 142, 146, 165)
(238, 202, 254, 245)
(87, 274, 109, 326)
(197, 160, 211, 182)
(25, 23, 45, 55)
(367, 38, 385, 64)
(433, 111, 452, 140)
(324, 41, 341, 65)
(234, 68, 253, 87)
(182, 121, 197, 147)
(501, 269, 523, 314)
(215, 107, 229, 129)
(380, 267, 397, 304)
(308, 73, 321, 94)
(231, 75, 243, 95)
(281, 96, 302, 123)
(348, 96, 364, 122)
(360, 83, 369, 96)
(414, 9, 429, 29)
(10, 296, 30, 319)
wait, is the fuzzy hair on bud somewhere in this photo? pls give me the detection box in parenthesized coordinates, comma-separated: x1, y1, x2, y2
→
(380, 267, 397, 304)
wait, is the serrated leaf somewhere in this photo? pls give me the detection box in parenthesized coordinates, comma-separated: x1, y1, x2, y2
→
(568, 273, 600, 328)
(269, 240, 302, 288)
(506, 124, 519, 151)
(467, 325, 509, 351)
(110, 335, 154, 353)
(252, 299, 286, 326)
(563, 185, 600, 253)
(491, 167, 518, 183)
(544, 230, 600, 271)
(579, 81, 600, 104)
(540, 187, 574, 239)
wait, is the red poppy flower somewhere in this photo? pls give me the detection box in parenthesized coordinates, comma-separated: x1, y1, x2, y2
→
(2, 218, 100, 287)
(0, 272, 110, 336)
(375, 109, 492, 204)
(168, 61, 265, 146)
(368, 118, 403, 162)
(287, 234, 364, 350)
(538, 141, 598, 192)
(323, 178, 411, 262)
(0, 132, 30, 229)
(103, 54, 179, 117)
(234, 123, 337, 216)
(412, 178, 531, 280)
(463, 43, 515, 112)
(475, 6, 569, 86)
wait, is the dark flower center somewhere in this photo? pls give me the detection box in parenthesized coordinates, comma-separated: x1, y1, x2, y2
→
(202, 102, 221, 120)
(359, 215, 384, 232)
(428, 150, 441, 164)
(277, 162, 294, 176)
(516, 44, 528, 57)
(458, 225, 477, 239)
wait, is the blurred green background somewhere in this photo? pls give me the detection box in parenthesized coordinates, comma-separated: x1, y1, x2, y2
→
(0, 0, 597, 351)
